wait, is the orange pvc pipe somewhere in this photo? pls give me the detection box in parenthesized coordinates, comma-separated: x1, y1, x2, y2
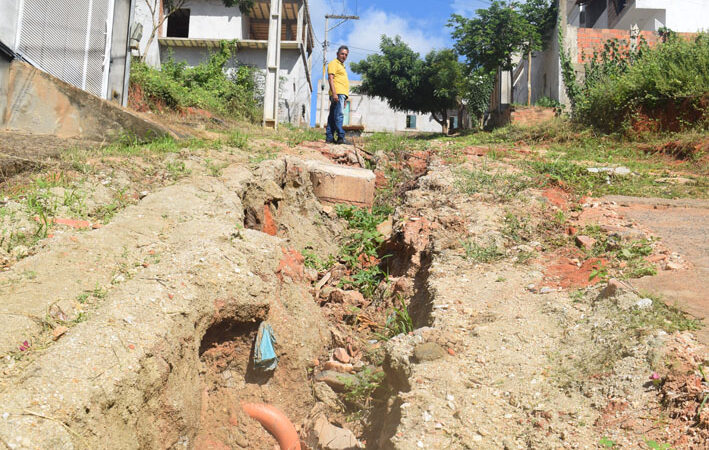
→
(241, 402, 301, 450)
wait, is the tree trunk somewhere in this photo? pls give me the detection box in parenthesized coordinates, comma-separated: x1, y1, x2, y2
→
(433, 112, 448, 134)
(458, 102, 469, 130)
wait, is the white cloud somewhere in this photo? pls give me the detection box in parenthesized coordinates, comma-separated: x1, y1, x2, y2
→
(451, 0, 484, 17)
(341, 8, 447, 63)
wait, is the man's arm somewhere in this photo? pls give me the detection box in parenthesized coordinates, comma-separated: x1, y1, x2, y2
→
(328, 74, 338, 103)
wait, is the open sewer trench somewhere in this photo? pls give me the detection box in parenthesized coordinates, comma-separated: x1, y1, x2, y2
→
(185, 158, 435, 449)
(189, 255, 434, 449)
(0, 157, 435, 449)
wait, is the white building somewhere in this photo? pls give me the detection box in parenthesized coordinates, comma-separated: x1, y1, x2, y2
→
(317, 80, 455, 134)
(135, 0, 315, 127)
(568, 0, 709, 32)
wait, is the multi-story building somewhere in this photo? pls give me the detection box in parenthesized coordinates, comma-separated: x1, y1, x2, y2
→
(135, 0, 315, 127)
(490, 0, 708, 124)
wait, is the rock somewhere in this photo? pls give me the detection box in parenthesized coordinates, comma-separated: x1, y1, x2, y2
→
(52, 326, 69, 341)
(305, 267, 319, 282)
(315, 370, 357, 392)
(305, 406, 361, 449)
(665, 261, 682, 271)
(598, 278, 632, 299)
(376, 216, 393, 239)
(635, 298, 654, 309)
(323, 360, 355, 373)
(575, 235, 596, 250)
(413, 342, 446, 363)
(587, 166, 631, 176)
(333, 347, 351, 363)
(306, 160, 375, 208)
(10, 245, 29, 259)
(328, 289, 365, 305)
(320, 286, 335, 299)
(313, 382, 342, 410)
(139, 190, 149, 199)
(655, 177, 695, 185)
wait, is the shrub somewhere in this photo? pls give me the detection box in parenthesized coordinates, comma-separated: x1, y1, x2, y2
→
(130, 41, 262, 121)
(575, 33, 709, 132)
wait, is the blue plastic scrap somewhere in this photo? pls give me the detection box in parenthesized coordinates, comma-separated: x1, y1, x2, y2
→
(254, 322, 278, 371)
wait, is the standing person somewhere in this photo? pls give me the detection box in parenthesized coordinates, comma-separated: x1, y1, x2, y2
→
(326, 46, 350, 144)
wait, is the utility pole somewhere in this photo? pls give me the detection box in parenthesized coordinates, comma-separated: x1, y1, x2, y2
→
(318, 14, 359, 128)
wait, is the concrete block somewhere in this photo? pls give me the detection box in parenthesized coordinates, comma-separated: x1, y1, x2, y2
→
(306, 161, 375, 208)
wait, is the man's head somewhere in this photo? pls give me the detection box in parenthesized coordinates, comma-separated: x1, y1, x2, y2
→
(337, 45, 349, 63)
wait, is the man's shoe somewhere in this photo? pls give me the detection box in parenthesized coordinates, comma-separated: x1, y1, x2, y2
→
(335, 137, 350, 145)
(325, 138, 335, 143)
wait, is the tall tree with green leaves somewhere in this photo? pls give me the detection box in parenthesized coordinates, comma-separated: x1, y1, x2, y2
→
(351, 36, 466, 133)
(449, 0, 555, 107)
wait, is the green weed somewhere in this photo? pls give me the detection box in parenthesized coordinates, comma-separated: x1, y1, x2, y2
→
(302, 248, 335, 271)
(628, 294, 701, 334)
(462, 240, 505, 263)
(343, 367, 386, 411)
(227, 130, 249, 149)
(165, 160, 191, 180)
(455, 168, 532, 201)
(204, 159, 228, 177)
(383, 296, 414, 338)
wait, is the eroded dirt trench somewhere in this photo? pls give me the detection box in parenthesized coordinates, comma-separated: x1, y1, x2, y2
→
(1, 142, 707, 449)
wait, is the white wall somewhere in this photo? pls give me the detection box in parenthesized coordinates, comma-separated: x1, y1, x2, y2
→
(134, 0, 161, 66)
(0, 0, 19, 49)
(645, 0, 709, 32)
(341, 92, 443, 133)
(180, 0, 244, 39)
(614, 0, 708, 32)
(237, 48, 311, 125)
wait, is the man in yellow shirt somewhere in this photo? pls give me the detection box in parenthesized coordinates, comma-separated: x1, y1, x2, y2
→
(326, 45, 350, 144)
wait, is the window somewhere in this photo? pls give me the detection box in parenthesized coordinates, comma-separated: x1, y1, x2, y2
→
(167, 9, 190, 38)
(449, 116, 458, 130)
(406, 115, 417, 129)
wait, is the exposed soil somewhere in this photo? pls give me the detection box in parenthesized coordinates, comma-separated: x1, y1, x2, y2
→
(0, 121, 707, 450)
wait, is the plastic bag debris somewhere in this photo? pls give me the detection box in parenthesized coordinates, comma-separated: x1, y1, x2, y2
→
(254, 322, 278, 371)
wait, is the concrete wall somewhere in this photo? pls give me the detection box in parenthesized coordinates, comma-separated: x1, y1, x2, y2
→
(134, 0, 162, 66)
(340, 92, 444, 133)
(613, 0, 709, 32)
(1, 59, 171, 140)
(107, 0, 135, 105)
(0, 0, 20, 49)
(180, 0, 244, 39)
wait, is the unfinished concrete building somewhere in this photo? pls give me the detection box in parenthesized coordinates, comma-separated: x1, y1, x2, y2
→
(489, 0, 708, 126)
(135, 0, 315, 127)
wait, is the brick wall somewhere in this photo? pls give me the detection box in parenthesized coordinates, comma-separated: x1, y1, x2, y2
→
(576, 28, 695, 63)
(509, 106, 556, 127)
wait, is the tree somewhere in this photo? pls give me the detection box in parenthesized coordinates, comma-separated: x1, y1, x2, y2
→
(449, 0, 555, 106)
(449, 1, 532, 73)
(141, 0, 255, 62)
(351, 36, 466, 133)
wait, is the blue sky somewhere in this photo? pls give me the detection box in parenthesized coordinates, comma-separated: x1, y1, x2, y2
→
(307, 0, 487, 125)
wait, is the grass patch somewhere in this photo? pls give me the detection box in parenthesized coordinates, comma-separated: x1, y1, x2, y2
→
(455, 167, 532, 201)
(462, 240, 505, 263)
(629, 294, 702, 334)
(226, 130, 249, 149)
(335, 205, 392, 298)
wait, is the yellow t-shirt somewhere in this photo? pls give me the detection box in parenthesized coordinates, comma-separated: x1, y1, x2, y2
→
(327, 59, 349, 96)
